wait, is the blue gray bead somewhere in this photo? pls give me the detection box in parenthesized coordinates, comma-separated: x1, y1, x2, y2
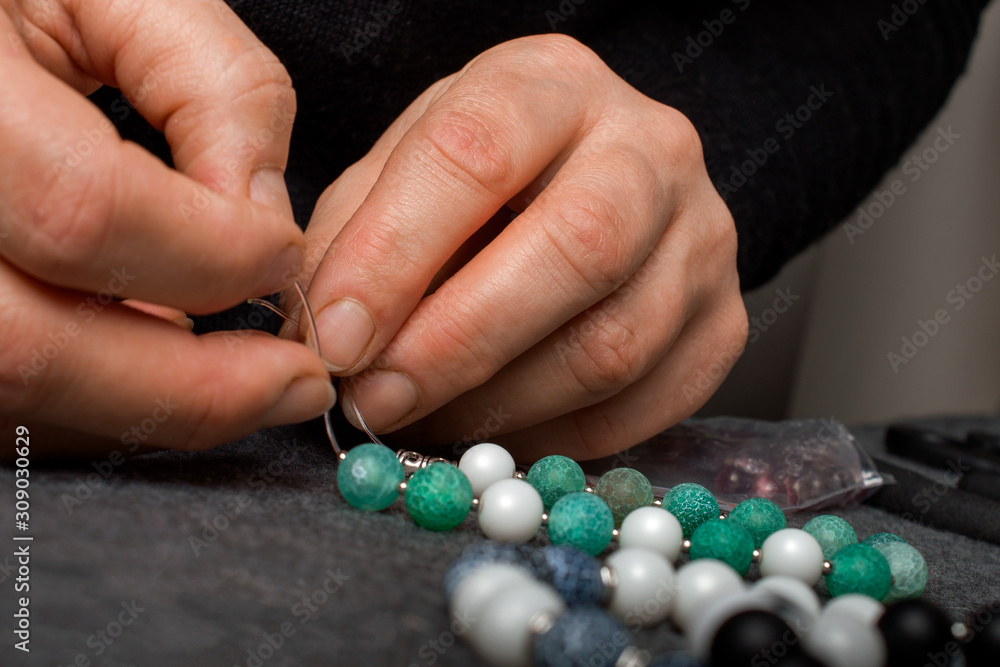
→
(541, 545, 606, 606)
(647, 652, 704, 667)
(443, 541, 547, 599)
(532, 606, 632, 667)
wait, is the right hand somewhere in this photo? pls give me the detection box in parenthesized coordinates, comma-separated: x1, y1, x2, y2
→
(0, 0, 334, 458)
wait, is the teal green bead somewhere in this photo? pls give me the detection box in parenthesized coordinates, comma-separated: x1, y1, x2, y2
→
(727, 498, 787, 549)
(547, 491, 614, 556)
(825, 543, 892, 600)
(337, 443, 404, 511)
(689, 519, 755, 576)
(527, 455, 586, 511)
(594, 468, 654, 527)
(663, 483, 719, 538)
(863, 532, 907, 548)
(803, 515, 858, 560)
(875, 542, 928, 603)
(404, 463, 474, 531)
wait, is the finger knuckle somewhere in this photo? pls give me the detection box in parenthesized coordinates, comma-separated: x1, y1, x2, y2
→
(651, 105, 704, 166)
(566, 310, 646, 397)
(0, 301, 44, 414)
(420, 107, 516, 195)
(514, 34, 604, 74)
(541, 190, 632, 296)
(416, 289, 501, 388)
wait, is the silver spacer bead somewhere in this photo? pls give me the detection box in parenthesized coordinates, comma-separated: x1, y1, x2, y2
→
(752, 549, 761, 563)
(541, 513, 548, 527)
(822, 560, 833, 576)
(681, 539, 692, 553)
(471, 498, 480, 508)
(600, 565, 619, 605)
(952, 622, 970, 640)
(338, 451, 347, 460)
(398, 481, 407, 494)
(585, 484, 596, 493)
(652, 498, 662, 507)
(396, 449, 455, 477)
(615, 647, 652, 667)
(515, 471, 527, 480)
(527, 609, 557, 637)
(611, 528, 620, 541)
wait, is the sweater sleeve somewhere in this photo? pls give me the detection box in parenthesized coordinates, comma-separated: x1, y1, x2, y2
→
(574, 0, 991, 289)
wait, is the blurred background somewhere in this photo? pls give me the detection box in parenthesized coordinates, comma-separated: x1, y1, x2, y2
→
(700, 1, 1000, 426)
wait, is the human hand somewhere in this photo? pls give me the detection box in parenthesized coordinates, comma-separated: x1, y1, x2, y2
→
(1, 0, 334, 457)
(296, 35, 747, 462)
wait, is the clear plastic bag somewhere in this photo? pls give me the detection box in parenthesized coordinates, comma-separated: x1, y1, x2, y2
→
(579, 417, 889, 512)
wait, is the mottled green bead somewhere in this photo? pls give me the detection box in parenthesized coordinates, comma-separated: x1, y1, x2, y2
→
(803, 515, 858, 560)
(825, 544, 892, 600)
(547, 491, 614, 556)
(863, 532, 907, 549)
(727, 498, 787, 549)
(527, 455, 586, 511)
(875, 542, 928, 603)
(663, 483, 719, 538)
(404, 463, 473, 532)
(689, 519, 755, 576)
(594, 468, 654, 527)
(337, 443, 404, 511)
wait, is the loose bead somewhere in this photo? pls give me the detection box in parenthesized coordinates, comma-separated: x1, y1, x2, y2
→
(688, 590, 777, 660)
(336, 443, 404, 511)
(802, 609, 886, 667)
(821, 594, 885, 627)
(662, 483, 719, 538)
(862, 532, 906, 549)
(540, 545, 606, 606)
(802, 515, 858, 560)
(444, 542, 545, 599)
(547, 492, 614, 557)
(405, 462, 474, 531)
(873, 542, 927, 603)
(527, 456, 587, 511)
(450, 562, 537, 623)
(459, 443, 517, 497)
(604, 548, 676, 627)
(618, 506, 684, 562)
(727, 498, 787, 549)
(593, 468, 654, 527)
(688, 519, 755, 576)
(532, 606, 632, 667)
(751, 576, 822, 624)
(478, 478, 545, 543)
(824, 544, 891, 600)
(758, 528, 825, 585)
(467, 582, 566, 667)
(671, 559, 745, 631)
(709, 610, 801, 667)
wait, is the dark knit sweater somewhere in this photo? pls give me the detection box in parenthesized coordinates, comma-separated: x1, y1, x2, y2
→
(92, 0, 990, 299)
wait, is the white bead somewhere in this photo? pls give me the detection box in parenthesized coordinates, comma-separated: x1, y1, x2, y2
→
(477, 478, 544, 543)
(459, 443, 516, 497)
(618, 506, 685, 562)
(671, 559, 745, 631)
(751, 576, 822, 626)
(450, 563, 536, 621)
(821, 594, 885, 627)
(604, 548, 676, 627)
(688, 590, 777, 659)
(803, 610, 886, 667)
(758, 528, 825, 585)
(467, 582, 565, 667)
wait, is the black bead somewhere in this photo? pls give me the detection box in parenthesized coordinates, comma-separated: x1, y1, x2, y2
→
(710, 610, 801, 667)
(878, 599, 955, 667)
(965, 602, 1000, 667)
(774, 653, 828, 667)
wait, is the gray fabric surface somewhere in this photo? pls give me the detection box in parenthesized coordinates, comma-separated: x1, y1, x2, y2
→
(2, 416, 999, 666)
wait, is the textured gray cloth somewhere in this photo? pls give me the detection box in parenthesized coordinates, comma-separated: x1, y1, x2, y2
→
(2, 417, 999, 666)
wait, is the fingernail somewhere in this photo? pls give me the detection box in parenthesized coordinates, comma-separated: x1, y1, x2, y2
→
(348, 371, 420, 432)
(250, 167, 294, 219)
(254, 244, 302, 296)
(263, 376, 338, 428)
(316, 298, 376, 372)
(171, 316, 195, 331)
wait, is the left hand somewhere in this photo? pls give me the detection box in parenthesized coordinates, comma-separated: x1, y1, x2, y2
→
(289, 34, 747, 462)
